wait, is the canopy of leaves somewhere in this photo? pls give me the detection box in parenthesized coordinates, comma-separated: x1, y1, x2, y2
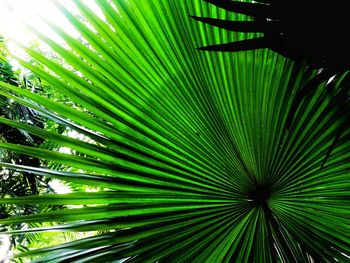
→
(1, 37, 60, 258)
(0, 0, 349, 262)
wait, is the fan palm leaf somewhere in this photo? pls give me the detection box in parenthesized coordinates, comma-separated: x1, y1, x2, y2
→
(0, 0, 349, 262)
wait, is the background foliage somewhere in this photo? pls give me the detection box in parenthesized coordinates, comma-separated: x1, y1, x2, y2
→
(1, 37, 54, 255)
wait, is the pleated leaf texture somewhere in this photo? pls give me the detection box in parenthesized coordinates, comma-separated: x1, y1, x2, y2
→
(0, 0, 349, 262)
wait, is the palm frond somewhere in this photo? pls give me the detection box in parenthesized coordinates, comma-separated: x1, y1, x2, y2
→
(0, 0, 349, 262)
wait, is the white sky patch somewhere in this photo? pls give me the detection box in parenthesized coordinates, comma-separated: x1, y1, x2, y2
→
(0, 0, 77, 56)
(0, 0, 104, 60)
(0, 234, 10, 262)
(0, 0, 77, 39)
(58, 146, 72, 154)
(49, 178, 72, 194)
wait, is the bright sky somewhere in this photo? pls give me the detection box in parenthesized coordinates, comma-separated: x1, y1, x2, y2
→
(0, 1, 75, 55)
(0, 0, 103, 61)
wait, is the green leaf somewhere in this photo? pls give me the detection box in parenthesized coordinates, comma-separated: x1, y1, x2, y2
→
(0, 0, 349, 262)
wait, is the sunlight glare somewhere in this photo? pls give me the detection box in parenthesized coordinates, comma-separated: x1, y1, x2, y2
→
(0, 0, 103, 58)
